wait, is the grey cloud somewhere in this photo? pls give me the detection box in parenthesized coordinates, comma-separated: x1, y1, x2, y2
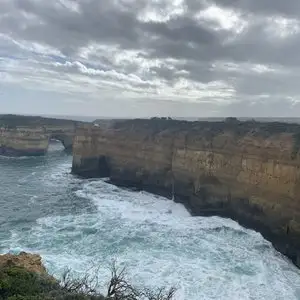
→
(3, 0, 219, 55)
(235, 72, 300, 97)
(1, 0, 300, 117)
(3, 0, 297, 67)
(12, 0, 140, 54)
(212, 0, 300, 18)
(220, 19, 300, 67)
(223, 97, 300, 117)
(144, 16, 300, 68)
(142, 16, 218, 45)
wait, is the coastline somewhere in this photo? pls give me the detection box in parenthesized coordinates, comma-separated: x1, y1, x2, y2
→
(72, 172, 299, 269)
(71, 119, 300, 270)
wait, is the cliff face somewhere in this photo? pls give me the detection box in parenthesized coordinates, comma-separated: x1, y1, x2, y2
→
(72, 119, 300, 267)
(0, 115, 85, 156)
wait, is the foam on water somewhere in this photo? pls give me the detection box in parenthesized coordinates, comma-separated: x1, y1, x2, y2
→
(1, 151, 300, 299)
(2, 179, 300, 299)
(0, 155, 37, 160)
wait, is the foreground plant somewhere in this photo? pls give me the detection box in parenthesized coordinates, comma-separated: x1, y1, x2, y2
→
(0, 259, 176, 300)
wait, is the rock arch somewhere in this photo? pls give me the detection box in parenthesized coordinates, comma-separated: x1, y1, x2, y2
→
(49, 133, 73, 152)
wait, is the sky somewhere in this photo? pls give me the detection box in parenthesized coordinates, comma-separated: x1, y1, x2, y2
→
(1, 0, 300, 118)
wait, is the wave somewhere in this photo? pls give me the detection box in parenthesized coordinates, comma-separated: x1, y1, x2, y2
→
(0, 155, 38, 160)
(2, 166, 300, 299)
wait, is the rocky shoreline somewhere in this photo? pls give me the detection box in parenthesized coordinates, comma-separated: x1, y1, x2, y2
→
(102, 177, 297, 267)
(72, 118, 300, 269)
(73, 164, 299, 268)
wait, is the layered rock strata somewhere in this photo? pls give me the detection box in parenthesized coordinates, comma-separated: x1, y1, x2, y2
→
(0, 114, 85, 156)
(72, 119, 300, 267)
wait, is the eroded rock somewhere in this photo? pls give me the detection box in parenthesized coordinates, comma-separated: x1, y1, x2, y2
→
(0, 252, 47, 275)
(71, 118, 300, 267)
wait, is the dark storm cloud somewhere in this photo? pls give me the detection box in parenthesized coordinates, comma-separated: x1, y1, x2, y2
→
(6, 0, 141, 54)
(221, 21, 300, 67)
(142, 15, 300, 68)
(1, 0, 296, 65)
(11, 0, 218, 54)
(1, 0, 300, 117)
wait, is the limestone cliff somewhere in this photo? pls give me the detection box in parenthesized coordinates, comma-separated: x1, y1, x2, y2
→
(72, 118, 300, 267)
(0, 114, 86, 156)
(0, 252, 48, 275)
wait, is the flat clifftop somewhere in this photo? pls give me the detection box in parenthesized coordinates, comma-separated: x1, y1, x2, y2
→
(72, 118, 300, 268)
(112, 117, 300, 136)
(0, 114, 90, 156)
(0, 114, 84, 128)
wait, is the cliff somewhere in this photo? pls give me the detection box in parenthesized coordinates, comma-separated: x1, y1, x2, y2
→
(0, 115, 87, 156)
(0, 252, 48, 275)
(72, 118, 300, 267)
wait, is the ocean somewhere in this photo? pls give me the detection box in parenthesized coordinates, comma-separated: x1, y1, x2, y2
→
(1, 141, 300, 299)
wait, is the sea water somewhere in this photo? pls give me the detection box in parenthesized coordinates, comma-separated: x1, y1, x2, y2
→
(1, 142, 300, 300)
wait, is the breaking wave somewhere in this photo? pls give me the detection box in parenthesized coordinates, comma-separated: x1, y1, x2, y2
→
(1, 149, 300, 299)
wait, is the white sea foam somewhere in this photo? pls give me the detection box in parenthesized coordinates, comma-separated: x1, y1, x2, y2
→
(0, 155, 35, 160)
(3, 178, 300, 300)
(29, 195, 38, 204)
(41, 162, 74, 186)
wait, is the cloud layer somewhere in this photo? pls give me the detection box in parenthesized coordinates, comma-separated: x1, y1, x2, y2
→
(1, 0, 300, 117)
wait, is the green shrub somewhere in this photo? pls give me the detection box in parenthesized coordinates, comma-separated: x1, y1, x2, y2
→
(0, 266, 58, 299)
(0, 263, 176, 300)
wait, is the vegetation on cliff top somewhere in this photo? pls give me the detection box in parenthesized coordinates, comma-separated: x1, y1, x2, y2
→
(113, 117, 300, 158)
(0, 115, 83, 129)
(0, 260, 176, 300)
(113, 117, 300, 136)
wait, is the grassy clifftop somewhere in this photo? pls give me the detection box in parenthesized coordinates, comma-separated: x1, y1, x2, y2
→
(0, 115, 83, 129)
(0, 253, 176, 300)
(113, 117, 300, 137)
(0, 264, 106, 300)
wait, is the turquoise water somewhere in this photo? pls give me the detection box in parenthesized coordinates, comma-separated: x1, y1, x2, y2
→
(1, 142, 300, 299)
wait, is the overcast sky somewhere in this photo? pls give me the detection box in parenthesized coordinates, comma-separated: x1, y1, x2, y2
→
(1, 0, 300, 117)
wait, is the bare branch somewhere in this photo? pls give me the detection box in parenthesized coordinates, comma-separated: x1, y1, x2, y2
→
(59, 260, 177, 300)
(105, 260, 177, 300)
(60, 266, 101, 296)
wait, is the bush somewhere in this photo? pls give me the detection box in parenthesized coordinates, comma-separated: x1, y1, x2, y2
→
(0, 265, 58, 299)
(0, 262, 176, 300)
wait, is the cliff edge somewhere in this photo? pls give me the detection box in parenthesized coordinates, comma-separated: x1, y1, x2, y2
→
(0, 115, 86, 156)
(0, 252, 176, 299)
(0, 252, 48, 275)
(72, 118, 300, 267)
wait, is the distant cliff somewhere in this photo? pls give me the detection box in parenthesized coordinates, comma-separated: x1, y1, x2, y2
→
(0, 114, 86, 156)
(72, 118, 300, 267)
